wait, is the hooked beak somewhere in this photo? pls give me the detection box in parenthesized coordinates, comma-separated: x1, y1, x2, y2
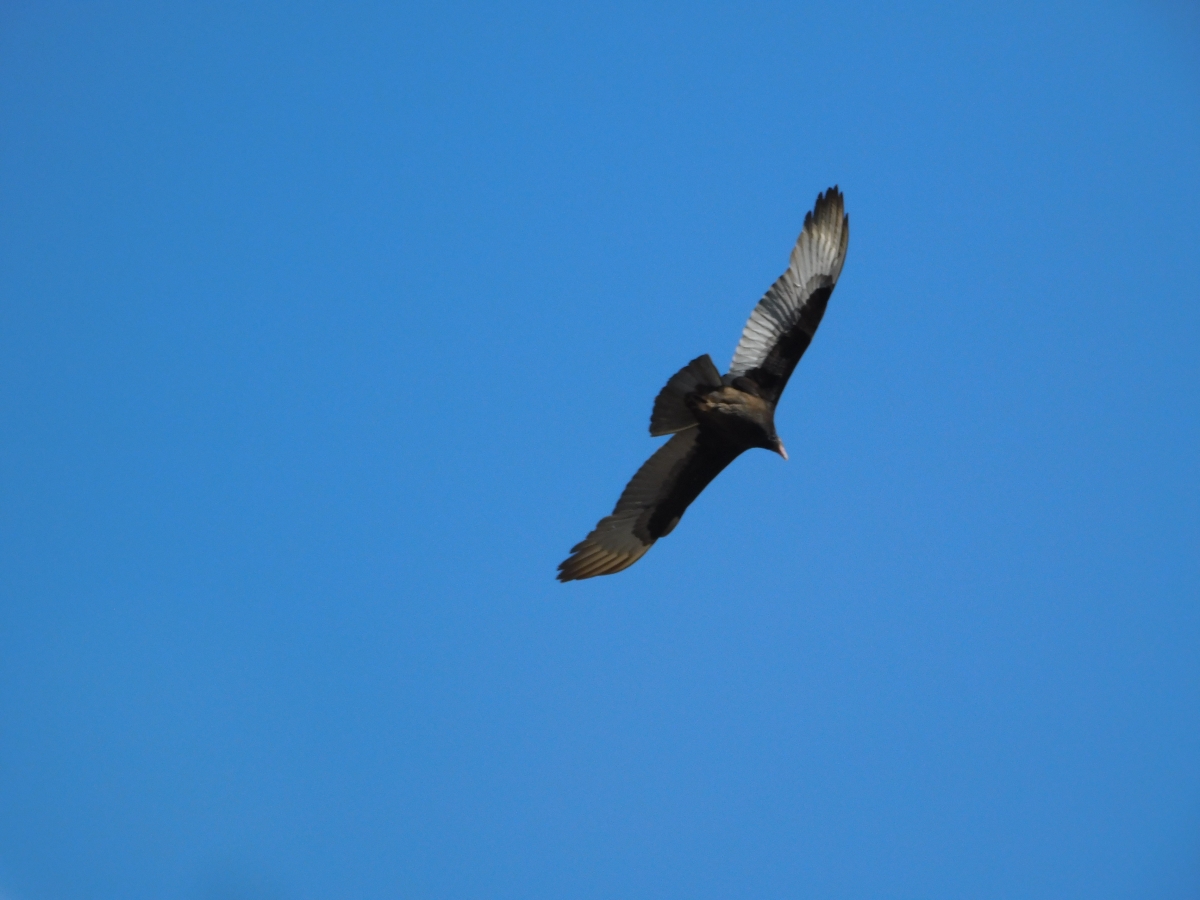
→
(775, 439, 788, 461)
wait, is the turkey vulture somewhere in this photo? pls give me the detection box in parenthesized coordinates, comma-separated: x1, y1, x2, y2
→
(557, 187, 850, 582)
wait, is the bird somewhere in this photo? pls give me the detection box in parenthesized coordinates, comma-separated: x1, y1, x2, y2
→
(557, 186, 850, 582)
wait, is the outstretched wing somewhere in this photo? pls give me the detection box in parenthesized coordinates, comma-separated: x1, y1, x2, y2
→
(557, 430, 741, 581)
(728, 186, 849, 403)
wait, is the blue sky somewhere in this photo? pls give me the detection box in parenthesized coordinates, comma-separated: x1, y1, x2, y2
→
(1, 2, 1198, 898)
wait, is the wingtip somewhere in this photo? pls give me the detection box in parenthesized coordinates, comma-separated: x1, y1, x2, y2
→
(816, 184, 844, 210)
(557, 533, 653, 582)
(803, 186, 846, 237)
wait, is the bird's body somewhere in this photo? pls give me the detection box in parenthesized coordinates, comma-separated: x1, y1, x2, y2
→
(688, 381, 781, 453)
(558, 187, 849, 581)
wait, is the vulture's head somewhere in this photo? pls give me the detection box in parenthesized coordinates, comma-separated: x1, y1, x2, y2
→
(749, 416, 787, 460)
(742, 403, 787, 460)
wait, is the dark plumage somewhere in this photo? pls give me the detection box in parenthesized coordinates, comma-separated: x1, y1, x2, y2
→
(558, 187, 850, 582)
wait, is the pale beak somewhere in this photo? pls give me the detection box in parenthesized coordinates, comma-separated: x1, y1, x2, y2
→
(775, 440, 788, 460)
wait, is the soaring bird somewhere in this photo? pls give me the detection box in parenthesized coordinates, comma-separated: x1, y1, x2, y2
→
(557, 187, 850, 582)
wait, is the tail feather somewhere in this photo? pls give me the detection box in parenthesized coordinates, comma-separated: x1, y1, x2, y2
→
(649, 354, 722, 436)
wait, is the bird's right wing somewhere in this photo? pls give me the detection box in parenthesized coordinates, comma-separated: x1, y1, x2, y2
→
(557, 430, 740, 581)
(728, 187, 849, 403)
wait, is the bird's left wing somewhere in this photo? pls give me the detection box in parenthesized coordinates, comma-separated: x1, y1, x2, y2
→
(728, 186, 849, 403)
(557, 430, 740, 581)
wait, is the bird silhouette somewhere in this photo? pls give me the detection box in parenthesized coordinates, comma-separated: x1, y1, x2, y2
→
(558, 187, 849, 581)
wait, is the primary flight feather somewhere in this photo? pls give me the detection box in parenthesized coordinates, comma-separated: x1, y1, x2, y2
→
(558, 186, 849, 582)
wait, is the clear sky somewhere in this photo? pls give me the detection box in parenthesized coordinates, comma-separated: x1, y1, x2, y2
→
(2, 2, 1198, 898)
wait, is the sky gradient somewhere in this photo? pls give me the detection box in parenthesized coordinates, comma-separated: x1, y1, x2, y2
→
(2, 2, 1198, 898)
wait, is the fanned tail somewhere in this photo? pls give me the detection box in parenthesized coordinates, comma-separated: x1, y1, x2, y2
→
(649, 354, 723, 437)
